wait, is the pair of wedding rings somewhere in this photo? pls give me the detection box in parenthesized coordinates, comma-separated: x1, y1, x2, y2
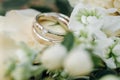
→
(32, 13, 69, 45)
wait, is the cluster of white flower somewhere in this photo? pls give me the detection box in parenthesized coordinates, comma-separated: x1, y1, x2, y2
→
(40, 2, 120, 79)
(69, 3, 120, 69)
(0, 33, 37, 80)
(1, 1, 120, 79)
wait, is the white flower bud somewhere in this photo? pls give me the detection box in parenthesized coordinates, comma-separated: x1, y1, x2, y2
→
(64, 49, 93, 76)
(99, 75, 120, 80)
(41, 44, 67, 70)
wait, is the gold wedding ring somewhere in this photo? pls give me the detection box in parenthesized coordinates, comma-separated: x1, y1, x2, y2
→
(32, 13, 69, 45)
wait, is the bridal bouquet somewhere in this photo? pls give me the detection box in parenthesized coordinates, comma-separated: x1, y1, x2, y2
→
(1, 0, 120, 80)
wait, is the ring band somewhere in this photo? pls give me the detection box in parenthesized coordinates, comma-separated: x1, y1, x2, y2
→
(32, 12, 69, 45)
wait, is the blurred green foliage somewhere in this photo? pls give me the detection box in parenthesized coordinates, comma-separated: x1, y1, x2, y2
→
(0, 0, 73, 16)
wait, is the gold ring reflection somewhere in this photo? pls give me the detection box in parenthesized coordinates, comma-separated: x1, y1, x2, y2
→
(32, 13, 69, 45)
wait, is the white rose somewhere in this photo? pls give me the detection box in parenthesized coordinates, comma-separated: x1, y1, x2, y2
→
(41, 44, 67, 70)
(1, 9, 42, 50)
(64, 48, 93, 76)
(4, 9, 36, 43)
(99, 75, 120, 80)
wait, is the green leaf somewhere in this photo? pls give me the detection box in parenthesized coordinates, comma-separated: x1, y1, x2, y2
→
(55, 0, 73, 16)
(86, 47, 106, 68)
(30, 6, 52, 13)
(12, 63, 32, 80)
(5, 59, 16, 76)
(31, 66, 46, 80)
(91, 53, 106, 68)
(2, 0, 30, 9)
(61, 31, 74, 51)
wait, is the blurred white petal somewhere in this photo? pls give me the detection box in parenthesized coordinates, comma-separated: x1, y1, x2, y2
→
(100, 75, 120, 80)
(104, 58, 116, 69)
(113, 44, 120, 56)
(64, 48, 93, 76)
(41, 44, 67, 70)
